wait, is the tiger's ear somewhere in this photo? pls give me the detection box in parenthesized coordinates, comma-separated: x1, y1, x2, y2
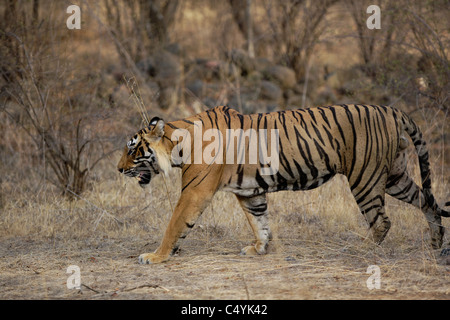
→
(148, 117, 165, 138)
(149, 117, 162, 126)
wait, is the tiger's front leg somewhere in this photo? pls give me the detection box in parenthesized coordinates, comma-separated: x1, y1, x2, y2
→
(139, 189, 214, 264)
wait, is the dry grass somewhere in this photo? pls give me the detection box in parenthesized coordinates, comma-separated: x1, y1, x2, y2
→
(1, 157, 449, 300)
(0, 1, 449, 300)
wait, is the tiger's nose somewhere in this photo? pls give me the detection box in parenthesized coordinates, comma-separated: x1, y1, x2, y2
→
(118, 168, 124, 173)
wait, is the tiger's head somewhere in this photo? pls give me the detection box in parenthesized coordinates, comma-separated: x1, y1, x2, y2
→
(117, 117, 171, 187)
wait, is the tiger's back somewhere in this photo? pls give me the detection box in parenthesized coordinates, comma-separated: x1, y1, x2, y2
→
(208, 105, 403, 197)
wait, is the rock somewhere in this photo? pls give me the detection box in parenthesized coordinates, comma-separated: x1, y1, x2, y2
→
(263, 65, 297, 89)
(202, 97, 217, 108)
(152, 49, 182, 88)
(227, 86, 259, 112)
(293, 83, 306, 95)
(136, 57, 156, 77)
(315, 85, 337, 105)
(227, 48, 257, 75)
(246, 70, 263, 84)
(337, 65, 373, 97)
(242, 100, 265, 114)
(255, 57, 273, 72)
(217, 61, 240, 81)
(286, 93, 305, 108)
(186, 79, 205, 97)
(107, 84, 129, 108)
(158, 87, 179, 110)
(259, 80, 282, 101)
(164, 42, 182, 56)
(185, 59, 240, 82)
(151, 49, 182, 109)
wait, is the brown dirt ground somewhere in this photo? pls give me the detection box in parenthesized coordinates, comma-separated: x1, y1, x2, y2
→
(1, 235, 449, 300)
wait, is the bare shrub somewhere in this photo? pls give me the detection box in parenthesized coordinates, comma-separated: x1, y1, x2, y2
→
(102, 0, 180, 63)
(261, 0, 339, 79)
(344, 0, 403, 70)
(344, 0, 449, 110)
(0, 1, 114, 199)
(404, 1, 449, 108)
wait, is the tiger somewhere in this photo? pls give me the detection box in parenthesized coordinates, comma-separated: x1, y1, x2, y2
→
(117, 104, 449, 264)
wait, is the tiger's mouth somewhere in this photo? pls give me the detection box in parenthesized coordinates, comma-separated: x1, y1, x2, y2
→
(121, 163, 159, 187)
(137, 171, 152, 186)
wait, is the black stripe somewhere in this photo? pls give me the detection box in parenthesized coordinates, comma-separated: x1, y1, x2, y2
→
(359, 194, 385, 211)
(317, 107, 331, 128)
(291, 110, 299, 122)
(237, 113, 244, 129)
(355, 170, 386, 207)
(193, 171, 211, 188)
(307, 109, 317, 124)
(329, 106, 346, 145)
(386, 172, 405, 189)
(195, 115, 205, 125)
(388, 180, 414, 198)
(206, 109, 214, 127)
(353, 159, 386, 201)
(395, 188, 420, 206)
(368, 209, 383, 228)
(293, 126, 318, 179)
(342, 104, 358, 180)
(278, 111, 290, 140)
(248, 210, 267, 217)
(293, 159, 308, 188)
(276, 124, 295, 179)
(257, 113, 263, 129)
(313, 139, 333, 173)
(350, 115, 373, 191)
(276, 172, 288, 190)
(248, 203, 268, 213)
(321, 124, 335, 150)
(223, 107, 231, 129)
(182, 119, 195, 125)
(296, 109, 312, 139)
(311, 122, 325, 145)
(354, 104, 362, 124)
(237, 165, 244, 187)
(181, 176, 197, 192)
(212, 107, 220, 130)
(255, 170, 269, 190)
(167, 123, 179, 129)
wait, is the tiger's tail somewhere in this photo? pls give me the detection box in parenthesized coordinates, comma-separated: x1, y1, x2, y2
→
(401, 111, 449, 217)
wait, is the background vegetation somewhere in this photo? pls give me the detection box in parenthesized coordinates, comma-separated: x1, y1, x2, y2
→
(0, 0, 448, 299)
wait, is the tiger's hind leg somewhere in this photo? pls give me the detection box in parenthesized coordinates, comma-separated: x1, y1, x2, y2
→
(370, 207, 391, 245)
(236, 193, 272, 255)
(350, 174, 391, 245)
(386, 150, 444, 249)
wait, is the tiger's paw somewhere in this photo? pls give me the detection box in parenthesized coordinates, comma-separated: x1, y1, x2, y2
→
(240, 243, 267, 256)
(138, 252, 168, 264)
